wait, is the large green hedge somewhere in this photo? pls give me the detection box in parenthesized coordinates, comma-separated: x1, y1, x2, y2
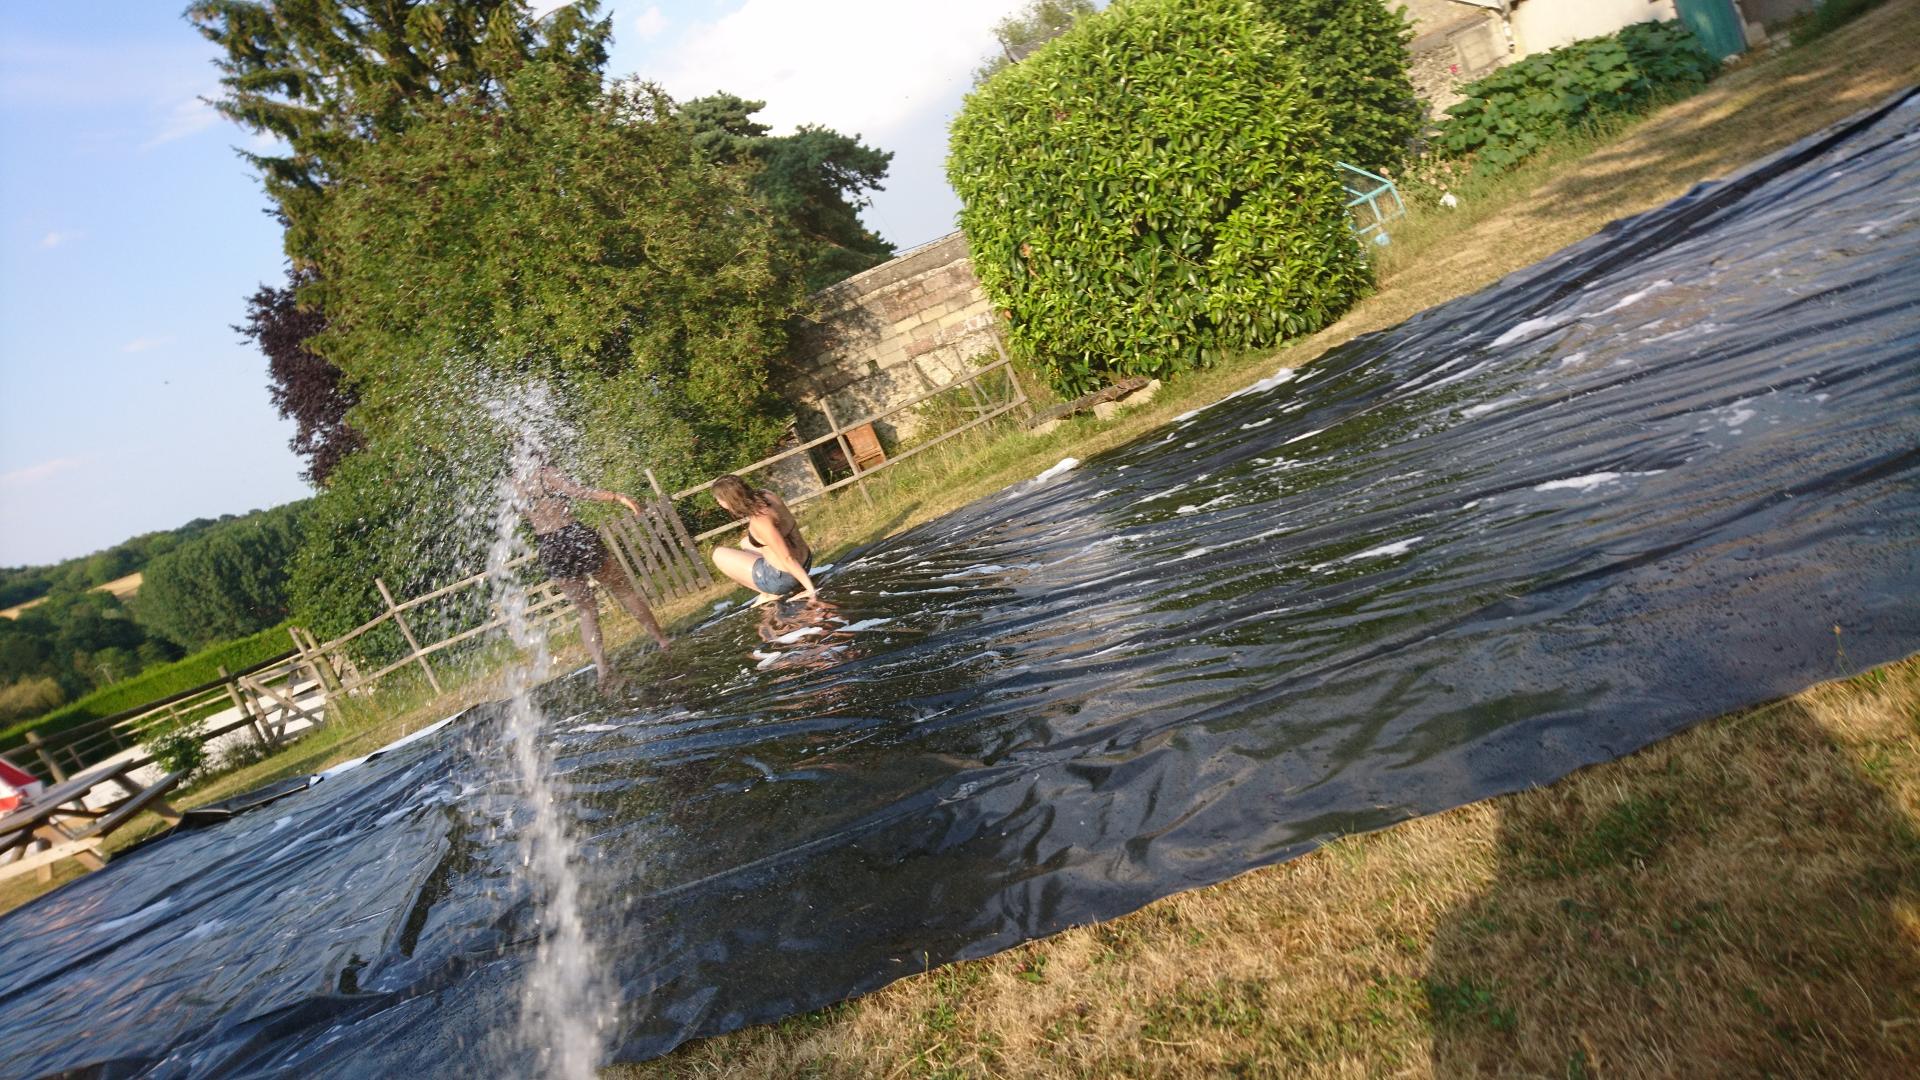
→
(288, 63, 801, 644)
(138, 501, 308, 650)
(1252, 0, 1421, 175)
(948, 0, 1369, 395)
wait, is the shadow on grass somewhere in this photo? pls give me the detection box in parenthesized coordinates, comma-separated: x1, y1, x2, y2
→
(821, 501, 922, 564)
(1426, 692, 1920, 1075)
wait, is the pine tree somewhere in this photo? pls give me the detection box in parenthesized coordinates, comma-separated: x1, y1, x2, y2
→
(677, 93, 895, 291)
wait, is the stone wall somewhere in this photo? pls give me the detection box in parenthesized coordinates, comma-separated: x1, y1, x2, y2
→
(780, 231, 1003, 453)
(1402, 0, 1515, 117)
(1408, 9, 1510, 116)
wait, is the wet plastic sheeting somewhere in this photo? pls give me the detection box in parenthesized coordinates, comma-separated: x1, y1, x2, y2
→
(4, 92, 1919, 1077)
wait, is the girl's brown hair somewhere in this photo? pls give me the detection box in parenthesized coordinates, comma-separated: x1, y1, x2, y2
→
(711, 475, 774, 517)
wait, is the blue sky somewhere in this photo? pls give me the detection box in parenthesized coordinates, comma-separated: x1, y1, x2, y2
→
(0, 0, 1022, 567)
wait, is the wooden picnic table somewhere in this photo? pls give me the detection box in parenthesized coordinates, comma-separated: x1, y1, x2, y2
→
(0, 759, 186, 885)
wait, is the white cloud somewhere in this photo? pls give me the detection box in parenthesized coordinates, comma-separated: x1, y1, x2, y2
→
(642, 0, 1020, 138)
(633, 5, 670, 40)
(121, 336, 172, 354)
(527, 0, 579, 19)
(0, 457, 90, 490)
(143, 94, 220, 149)
(39, 231, 70, 249)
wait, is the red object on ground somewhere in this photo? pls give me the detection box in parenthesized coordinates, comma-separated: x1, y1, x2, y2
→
(0, 753, 43, 813)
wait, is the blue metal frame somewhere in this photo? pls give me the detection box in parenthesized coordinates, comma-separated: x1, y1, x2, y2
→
(1338, 161, 1405, 245)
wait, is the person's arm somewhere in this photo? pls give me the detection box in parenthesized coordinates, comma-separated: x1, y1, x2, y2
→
(543, 468, 643, 515)
(753, 513, 818, 599)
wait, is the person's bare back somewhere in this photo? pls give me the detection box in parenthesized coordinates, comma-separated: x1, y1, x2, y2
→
(517, 466, 591, 535)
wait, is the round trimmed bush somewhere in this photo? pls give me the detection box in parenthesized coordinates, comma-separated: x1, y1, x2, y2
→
(948, 0, 1370, 395)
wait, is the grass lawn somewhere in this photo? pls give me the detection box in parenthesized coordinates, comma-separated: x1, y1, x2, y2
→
(4, 4, 1917, 1072)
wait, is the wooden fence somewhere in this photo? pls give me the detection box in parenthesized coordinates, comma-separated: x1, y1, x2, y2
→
(673, 352, 1030, 542)
(2, 482, 710, 782)
(300, 466, 711, 699)
(2, 641, 326, 784)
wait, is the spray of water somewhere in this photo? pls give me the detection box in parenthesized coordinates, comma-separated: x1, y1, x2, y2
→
(485, 394, 610, 1079)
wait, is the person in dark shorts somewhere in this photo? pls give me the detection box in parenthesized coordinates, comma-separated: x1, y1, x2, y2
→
(515, 458, 670, 686)
(708, 475, 818, 605)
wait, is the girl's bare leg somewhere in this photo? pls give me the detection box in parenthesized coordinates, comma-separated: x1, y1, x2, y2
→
(712, 546, 780, 604)
(554, 576, 609, 683)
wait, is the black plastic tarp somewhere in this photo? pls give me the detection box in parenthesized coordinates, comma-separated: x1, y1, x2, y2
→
(1, 91, 1916, 1079)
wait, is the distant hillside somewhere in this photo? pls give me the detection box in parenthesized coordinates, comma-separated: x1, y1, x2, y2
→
(0, 516, 255, 611)
(0, 503, 308, 719)
(0, 572, 141, 621)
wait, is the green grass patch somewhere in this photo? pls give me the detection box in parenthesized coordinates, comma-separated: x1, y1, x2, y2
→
(1508, 793, 1681, 880)
(1140, 978, 1270, 1041)
(1424, 977, 1518, 1033)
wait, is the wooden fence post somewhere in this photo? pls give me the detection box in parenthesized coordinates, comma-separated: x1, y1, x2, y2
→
(992, 332, 1035, 420)
(220, 665, 275, 748)
(646, 469, 715, 584)
(287, 626, 321, 692)
(816, 395, 875, 508)
(23, 730, 66, 784)
(599, 520, 651, 606)
(633, 505, 697, 595)
(296, 627, 345, 697)
(374, 577, 443, 695)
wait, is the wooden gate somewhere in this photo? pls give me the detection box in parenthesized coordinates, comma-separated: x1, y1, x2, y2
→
(596, 467, 713, 605)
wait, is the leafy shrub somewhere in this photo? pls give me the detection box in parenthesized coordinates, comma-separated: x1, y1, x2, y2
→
(149, 724, 208, 779)
(0, 677, 64, 724)
(138, 502, 309, 650)
(1250, 0, 1422, 174)
(1438, 20, 1718, 176)
(948, 0, 1370, 396)
(285, 436, 498, 659)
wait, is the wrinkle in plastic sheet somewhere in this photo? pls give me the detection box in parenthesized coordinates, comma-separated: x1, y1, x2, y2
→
(2, 91, 1917, 1078)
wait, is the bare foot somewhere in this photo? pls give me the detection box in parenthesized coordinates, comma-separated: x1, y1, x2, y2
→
(748, 592, 781, 608)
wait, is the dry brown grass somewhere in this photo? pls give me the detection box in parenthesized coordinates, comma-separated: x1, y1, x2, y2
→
(612, 659, 1920, 1080)
(90, 571, 143, 600)
(0, 572, 143, 620)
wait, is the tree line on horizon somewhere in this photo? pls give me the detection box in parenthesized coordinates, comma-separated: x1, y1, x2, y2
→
(0, 503, 307, 723)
